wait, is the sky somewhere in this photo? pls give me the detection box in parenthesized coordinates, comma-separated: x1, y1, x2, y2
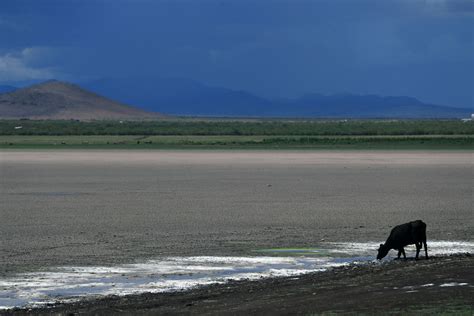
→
(0, 0, 473, 108)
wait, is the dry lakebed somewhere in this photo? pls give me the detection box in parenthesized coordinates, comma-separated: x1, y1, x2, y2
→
(0, 150, 472, 314)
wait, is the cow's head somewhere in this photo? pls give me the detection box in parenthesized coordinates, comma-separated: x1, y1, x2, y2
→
(377, 244, 389, 260)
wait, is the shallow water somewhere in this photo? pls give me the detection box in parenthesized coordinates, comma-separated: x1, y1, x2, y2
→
(1, 240, 472, 310)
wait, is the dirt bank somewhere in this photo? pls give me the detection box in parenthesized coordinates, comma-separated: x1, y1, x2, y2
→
(4, 254, 473, 315)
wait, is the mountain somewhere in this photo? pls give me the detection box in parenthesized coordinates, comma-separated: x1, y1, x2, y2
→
(84, 77, 473, 118)
(83, 77, 271, 116)
(0, 80, 164, 120)
(0, 85, 17, 94)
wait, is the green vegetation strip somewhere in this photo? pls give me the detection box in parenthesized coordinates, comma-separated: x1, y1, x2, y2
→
(1, 119, 473, 136)
(254, 248, 332, 257)
(1, 135, 473, 149)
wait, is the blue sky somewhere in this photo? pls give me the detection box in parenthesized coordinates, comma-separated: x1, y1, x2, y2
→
(0, 0, 473, 107)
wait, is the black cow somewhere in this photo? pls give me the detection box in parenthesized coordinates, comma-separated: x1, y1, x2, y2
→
(377, 220, 428, 260)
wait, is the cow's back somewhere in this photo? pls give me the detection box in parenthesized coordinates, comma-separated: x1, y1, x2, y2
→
(388, 220, 425, 249)
(410, 220, 426, 243)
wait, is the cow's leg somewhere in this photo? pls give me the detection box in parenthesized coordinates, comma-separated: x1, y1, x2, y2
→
(422, 230, 429, 259)
(397, 249, 401, 259)
(415, 242, 421, 259)
(401, 247, 406, 259)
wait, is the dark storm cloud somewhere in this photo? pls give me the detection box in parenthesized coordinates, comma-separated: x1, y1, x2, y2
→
(0, 0, 472, 107)
(444, 0, 474, 14)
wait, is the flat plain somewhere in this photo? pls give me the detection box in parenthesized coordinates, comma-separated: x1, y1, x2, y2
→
(1, 150, 472, 277)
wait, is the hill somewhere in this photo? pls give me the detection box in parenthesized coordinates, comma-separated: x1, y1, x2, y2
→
(84, 77, 473, 118)
(0, 80, 164, 120)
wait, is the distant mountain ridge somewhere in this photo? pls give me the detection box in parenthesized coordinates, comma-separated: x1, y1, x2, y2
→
(84, 77, 473, 118)
(1, 78, 472, 119)
(83, 77, 272, 116)
(0, 80, 163, 120)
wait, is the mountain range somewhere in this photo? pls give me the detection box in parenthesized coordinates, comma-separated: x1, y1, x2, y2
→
(83, 77, 472, 118)
(0, 78, 472, 119)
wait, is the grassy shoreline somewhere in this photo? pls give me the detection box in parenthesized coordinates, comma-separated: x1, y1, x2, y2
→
(1, 119, 473, 136)
(2, 119, 472, 149)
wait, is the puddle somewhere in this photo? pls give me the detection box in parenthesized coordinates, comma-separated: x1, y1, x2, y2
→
(0, 240, 472, 310)
(0, 256, 345, 310)
(439, 282, 468, 287)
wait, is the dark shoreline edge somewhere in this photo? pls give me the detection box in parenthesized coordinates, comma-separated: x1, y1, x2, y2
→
(4, 254, 473, 315)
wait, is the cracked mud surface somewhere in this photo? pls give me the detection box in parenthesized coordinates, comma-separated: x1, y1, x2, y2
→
(1, 151, 472, 276)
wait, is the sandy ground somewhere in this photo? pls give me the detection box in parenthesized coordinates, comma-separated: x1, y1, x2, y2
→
(1, 150, 472, 165)
(4, 255, 474, 315)
(0, 150, 473, 277)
